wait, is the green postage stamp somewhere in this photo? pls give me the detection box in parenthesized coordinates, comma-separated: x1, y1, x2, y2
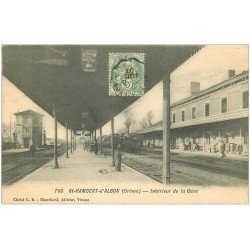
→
(109, 53, 145, 96)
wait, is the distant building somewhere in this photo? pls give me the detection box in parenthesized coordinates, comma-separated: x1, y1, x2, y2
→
(138, 71, 249, 156)
(14, 110, 44, 148)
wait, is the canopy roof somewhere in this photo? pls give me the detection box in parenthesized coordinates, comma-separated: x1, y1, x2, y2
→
(2, 45, 202, 131)
(13, 109, 44, 117)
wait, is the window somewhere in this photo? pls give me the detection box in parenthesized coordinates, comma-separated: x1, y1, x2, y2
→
(25, 128, 30, 133)
(205, 102, 210, 117)
(221, 97, 227, 113)
(192, 107, 196, 119)
(243, 91, 248, 109)
(33, 117, 38, 124)
(181, 110, 185, 121)
(172, 113, 176, 123)
(24, 117, 28, 124)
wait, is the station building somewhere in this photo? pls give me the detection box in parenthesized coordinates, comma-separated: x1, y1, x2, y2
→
(13, 110, 44, 148)
(138, 70, 249, 156)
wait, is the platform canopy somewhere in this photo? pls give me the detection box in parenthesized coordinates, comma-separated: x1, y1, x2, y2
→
(2, 45, 202, 131)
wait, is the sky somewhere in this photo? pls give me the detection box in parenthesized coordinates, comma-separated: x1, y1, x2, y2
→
(2, 45, 248, 139)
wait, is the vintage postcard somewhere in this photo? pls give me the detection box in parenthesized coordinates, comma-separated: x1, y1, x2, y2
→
(1, 45, 249, 204)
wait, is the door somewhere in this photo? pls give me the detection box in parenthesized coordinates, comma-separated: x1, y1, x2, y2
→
(24, 138, 29, 148)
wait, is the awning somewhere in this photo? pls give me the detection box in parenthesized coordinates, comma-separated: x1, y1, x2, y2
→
(2, 45, 203, 131)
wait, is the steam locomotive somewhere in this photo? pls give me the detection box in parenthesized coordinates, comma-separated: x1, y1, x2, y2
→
(101, 133, 143, 153)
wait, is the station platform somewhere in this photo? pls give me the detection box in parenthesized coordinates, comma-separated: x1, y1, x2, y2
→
(13, 147, 158, 185)
(2, 147, 248, 204)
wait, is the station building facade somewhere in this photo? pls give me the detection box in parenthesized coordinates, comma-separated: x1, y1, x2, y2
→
(138, 71, 249, 156)
(13, 110, 44, 148)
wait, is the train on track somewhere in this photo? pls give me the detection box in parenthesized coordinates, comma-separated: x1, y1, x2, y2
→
(100, 134, 144, 153)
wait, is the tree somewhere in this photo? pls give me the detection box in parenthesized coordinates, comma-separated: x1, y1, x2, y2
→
(146, 111, 154, 126)
(139, 111, 154, 129)
(140, 118, 148, 129)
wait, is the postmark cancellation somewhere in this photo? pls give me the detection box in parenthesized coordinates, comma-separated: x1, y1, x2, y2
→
(109, 53, 145, 96)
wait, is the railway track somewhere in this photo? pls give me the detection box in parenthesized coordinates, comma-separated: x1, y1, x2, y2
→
(2, 147, 66, 186)
(101, 147, 248, 186)
(101, 148, 163, 183)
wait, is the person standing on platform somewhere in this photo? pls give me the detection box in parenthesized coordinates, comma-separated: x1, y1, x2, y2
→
(94, 139, 98, 155)
(30, 143, 36, 157)
(220, 137, 226, 158)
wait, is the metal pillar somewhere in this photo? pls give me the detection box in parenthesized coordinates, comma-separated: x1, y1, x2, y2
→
(202, 130, 205, 152)
(111, 118, 115, 167)
(74, 132, 76, 150)
(240, 125, 242, 154)
(162, 73, 170, 185)
(70, 128, 73, 153)
(43, 130, 46, 145)
(9, 112, 12, 142)
(73, 131, 75, 151)
(100, 127, 103, 155)
(240, 126, 242, 144)
(74, 132, 76, 149)
(53, 106, 59, 168)
(65, 122, 69, 158)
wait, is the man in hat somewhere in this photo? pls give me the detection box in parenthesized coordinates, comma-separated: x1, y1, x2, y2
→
(220, 137, 226, 158)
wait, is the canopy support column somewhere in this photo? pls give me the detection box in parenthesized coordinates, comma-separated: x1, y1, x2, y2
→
(70, 128, 73, 153)
(73, 131, 76, 151)
(203, 130, 205, 152)
(53, 106, 59, 169)
(162, 73, 170, 184)
(73, 131, 76, 150)
(100, 127, 103, 155)
(111, 118, 115, 167)
(75, 132, 77, 149)
(65, 122, 69, 158)
(75, 131, 76, 149)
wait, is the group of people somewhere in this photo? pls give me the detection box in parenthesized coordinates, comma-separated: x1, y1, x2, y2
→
(195, 137, 227, 158)
(84, 140, 99, 155)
